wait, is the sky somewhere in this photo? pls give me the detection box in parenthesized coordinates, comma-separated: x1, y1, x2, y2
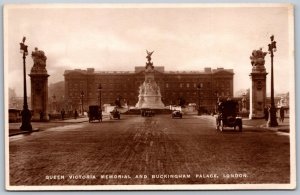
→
(4, 4, 294, 97)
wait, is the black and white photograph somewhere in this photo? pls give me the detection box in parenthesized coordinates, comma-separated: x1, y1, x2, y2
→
(4, 3, 296, 190)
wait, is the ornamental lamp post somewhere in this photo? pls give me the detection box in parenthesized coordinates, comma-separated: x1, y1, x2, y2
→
(52, 94, 56, 113)
(197, 83, 203, 115)
(20, 37, 32, 131)
(80, 91, 84, 116)
(214, 91, 219, 114)
(97, 84, 102, 109)
(267, 35, 278, 127)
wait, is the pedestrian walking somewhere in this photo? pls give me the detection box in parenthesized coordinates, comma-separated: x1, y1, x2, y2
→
(39, 111, 44, 121)
(280, 107, 285, 122)
(61, 109, 65, 120)
(264, 106, 269, 121)
(74, 109, 78, 119)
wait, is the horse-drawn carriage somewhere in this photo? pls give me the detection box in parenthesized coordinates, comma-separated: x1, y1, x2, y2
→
(216, 100, 242, 132)
(88, 105, 102, 122)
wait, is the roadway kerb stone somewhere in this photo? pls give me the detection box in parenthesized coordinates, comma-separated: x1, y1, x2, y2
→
(8, 115, 115, 137)
(9, 117, 88, 137)
(9, 128, 40, 137)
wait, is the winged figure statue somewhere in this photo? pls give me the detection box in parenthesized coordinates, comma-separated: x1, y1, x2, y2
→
(146, 50, 154, 62)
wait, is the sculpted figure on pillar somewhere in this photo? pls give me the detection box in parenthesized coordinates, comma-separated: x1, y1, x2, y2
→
(31, 47, 47, 74)
(250, 48, 267, 71)
(145, 50, 154, 69)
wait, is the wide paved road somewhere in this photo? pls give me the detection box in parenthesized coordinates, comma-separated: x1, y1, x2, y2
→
(9, 114, 290, 185)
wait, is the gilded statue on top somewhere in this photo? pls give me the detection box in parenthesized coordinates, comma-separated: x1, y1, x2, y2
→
(145, 50, 154, 69)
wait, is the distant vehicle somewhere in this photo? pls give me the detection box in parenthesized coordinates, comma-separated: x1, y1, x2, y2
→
(141, 108, 154, 117)
(9, 109, 21, 123)
(110, 108, 120, 120)
(172, 110, 182, 119)
(88, 105, 102, 123)
(216, 100, 242, 132)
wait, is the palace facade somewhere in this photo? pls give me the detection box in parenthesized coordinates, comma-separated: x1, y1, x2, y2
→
(64, 66, 234, 112)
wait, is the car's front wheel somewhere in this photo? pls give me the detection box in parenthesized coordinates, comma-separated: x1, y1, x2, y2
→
(238, 123, 242, 132)
(220, 120, 224, 131)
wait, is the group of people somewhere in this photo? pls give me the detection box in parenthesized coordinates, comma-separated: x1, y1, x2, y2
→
(38, 109, 80, 121)
(264, 106, 285, 123)
(60, 109, 79, 120)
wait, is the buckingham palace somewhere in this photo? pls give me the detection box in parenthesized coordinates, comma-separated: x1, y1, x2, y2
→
(64, 66, 234, 113)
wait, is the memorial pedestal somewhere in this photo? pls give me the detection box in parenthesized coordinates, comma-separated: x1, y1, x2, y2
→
(135, 51, 165, 109)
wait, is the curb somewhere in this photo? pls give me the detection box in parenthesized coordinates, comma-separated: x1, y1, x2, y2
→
(278, 129, 290, 133)
(259, 124, 290, 133)
(8, 120, 89, 137)
(9, 128, 40, 137)
(9, 117, 108, 136)
(49, 119, 89, 123)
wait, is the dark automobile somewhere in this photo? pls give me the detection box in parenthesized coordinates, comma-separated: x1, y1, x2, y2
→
(110, 108, 121, 120)
(216, 100, 242, 131)
(141, 108, 154, 117)
(172, 110, 182, 118)
(88, 105, 102, 122)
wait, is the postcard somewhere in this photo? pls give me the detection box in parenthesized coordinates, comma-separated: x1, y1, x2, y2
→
(4, 3, 295, 190)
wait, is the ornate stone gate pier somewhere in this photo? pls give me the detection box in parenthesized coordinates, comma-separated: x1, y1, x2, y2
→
(29, 48, 49, 121)
(249, 49, 268, 119)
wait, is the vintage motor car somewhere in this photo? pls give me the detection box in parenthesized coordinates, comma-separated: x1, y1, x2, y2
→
(172, 110, 183, 118)
(88, 105, 102, 123)
(216, 100, 242, 131)
(110, 108, 121, 120)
